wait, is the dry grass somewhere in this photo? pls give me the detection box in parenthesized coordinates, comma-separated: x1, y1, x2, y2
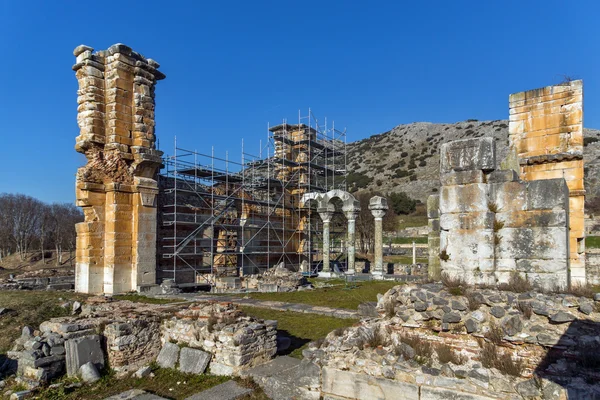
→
(465, 291, 483, 311)
(363, 328, 388, 349)
(383, 301, 396, 318)
(397, 333, 434, 365)
(436, 344, 466, 365)
(498, 272, 533, 293)
(517, 301, 533, 319)
(480, 343, 524, 377)
(485, 321, 504, 345)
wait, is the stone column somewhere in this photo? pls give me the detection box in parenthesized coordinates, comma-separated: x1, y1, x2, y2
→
(345, 209, 359, 274)
(318, 207, 334, 274)
(412, 241, 416, 265)
(369, 196, 388, 277)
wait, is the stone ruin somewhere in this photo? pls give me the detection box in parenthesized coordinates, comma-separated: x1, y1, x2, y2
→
(73, 44, 164, 295)
(429, 81, 587, 289)
(303, 283, 600, 399)
(6, 298, 277, 388)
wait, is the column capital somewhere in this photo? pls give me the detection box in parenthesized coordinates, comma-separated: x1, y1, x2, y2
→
(318, 206, 335, 223)
(344, 209, 360, 221)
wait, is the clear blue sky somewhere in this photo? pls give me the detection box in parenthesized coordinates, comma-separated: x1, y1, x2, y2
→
(0, 0, 598, 203)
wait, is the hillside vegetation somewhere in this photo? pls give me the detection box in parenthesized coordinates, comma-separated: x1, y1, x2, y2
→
(347, 119, 600, 202)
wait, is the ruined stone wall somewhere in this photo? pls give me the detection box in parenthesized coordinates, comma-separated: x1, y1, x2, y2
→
(73, 44, 165, 294)
(429, 137, 570, 289)
(508, 81, 585, 284)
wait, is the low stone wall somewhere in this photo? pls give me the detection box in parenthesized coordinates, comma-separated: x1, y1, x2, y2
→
(7, 298, 277, 387)
(304, 283, 600, 399)
(585, 248, 600, 285)
(162, 302, 277, 375)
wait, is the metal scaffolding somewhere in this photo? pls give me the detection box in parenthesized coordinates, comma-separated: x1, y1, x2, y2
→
(157, 109, 347, 285)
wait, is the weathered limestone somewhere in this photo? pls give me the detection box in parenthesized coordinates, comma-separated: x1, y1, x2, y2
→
(369, 196, 388, 277)
(73, 44, 165, 294)
(509, 80, 585, 284)
(303, 190, 360, 276)
(318, 207, 334, 274)
(430, 137, 571, 289)
(345, 209, 360, 274)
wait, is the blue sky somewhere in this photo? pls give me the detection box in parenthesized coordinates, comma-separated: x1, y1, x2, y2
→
(0, 0, 598, 203)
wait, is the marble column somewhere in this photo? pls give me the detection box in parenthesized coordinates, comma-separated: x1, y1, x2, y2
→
(369, 196, 388, 277)
(345, 209, 360, 274)
(318, 207, 334, 273)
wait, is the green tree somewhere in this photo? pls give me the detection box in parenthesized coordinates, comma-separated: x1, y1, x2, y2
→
(388, 192, 416, 215)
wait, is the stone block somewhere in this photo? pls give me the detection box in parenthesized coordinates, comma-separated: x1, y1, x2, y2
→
(440, 212, 494, 231)
(495, 210, 567, 228)
(80, 361, 101, 383)
(322, 367, 419, 400)
(440, 170, 484, 186)
(427, 195, 440, 218)
(65, 335, 104, 377)
(178, 347, 210, 375)
(497, 227, 568, 260)
(156, 342, 180, 369)
(440, 137, 496, 173)
(487, 169, 518, 183)
(526, 179, 569, 210)
(440, 184, 489, 214)
(489, 181, 527, 212)
(184, 380, 253, 400)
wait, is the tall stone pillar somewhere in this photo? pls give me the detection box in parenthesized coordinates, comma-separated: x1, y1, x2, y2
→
(509, 80, 585, 286)
(345, 209, 359, 274)
(318, 207, 334, 274)
(427, 195, 441, 280)
(369, 196, 388, 277)
(73, 44, 165, 295)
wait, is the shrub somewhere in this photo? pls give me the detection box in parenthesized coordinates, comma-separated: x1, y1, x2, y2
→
(364, 329, 387, 349)
(493, 220, 504, 232)
(584, 137, 599, 146)
(409, 175, 417, 182)
(485, 321, 504, 345)
(388, 192, 417, 214)
(418, 160, 427, 167)
(566, 282, 596, 298)
(465, 291, 483, 311)
(488, 201, 499, 213)
(384, 301, 396, 318)
(207, 312, 218, 333)
(496, 351, 524, 376)
(441, 273, 464, 289)
(332, 327, 347, 337)
(436, 344, 467, 365)
(439, 250, 450, 262)
(398, 334, 434, 365)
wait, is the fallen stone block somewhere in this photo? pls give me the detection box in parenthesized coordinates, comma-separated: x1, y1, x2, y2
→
(178, 347, 210, 375)
(156, 342, 179, 369)
(65, 335, 104, 377)
(80, 361, 101, 383)
(183, 380, 253, 400)
(134, 365, 152, 378)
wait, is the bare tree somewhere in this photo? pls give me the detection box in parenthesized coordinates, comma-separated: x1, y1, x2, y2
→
(49, 203, 83, 266)
(1, 194, 44, 261)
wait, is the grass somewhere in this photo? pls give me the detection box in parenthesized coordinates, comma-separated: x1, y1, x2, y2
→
(35, 366, 233, 400)
(0, 290, 89, 353)
(586, 236, 600, 249)
(241, 306, 358, 358)
(389, 237, 427, 245)
(113, 293, 186, 305)
(383, 255, 428, 264)
(240, 279, 399, 310)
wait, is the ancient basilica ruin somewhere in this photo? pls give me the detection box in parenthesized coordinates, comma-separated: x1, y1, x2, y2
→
(73, 44, 589, 295)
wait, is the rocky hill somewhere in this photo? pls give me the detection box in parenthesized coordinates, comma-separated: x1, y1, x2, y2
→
(347, 120, 600, 203)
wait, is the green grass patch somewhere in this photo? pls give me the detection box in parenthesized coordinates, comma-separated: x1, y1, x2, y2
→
(113, 294, 186, 304)
(36, 366, 230, 400)
(389, 237, 427, 244)
(0, 291, 89, 354)
(383, 256, 428, 264)
(241, 280, 399, 310)
(586, 236, 600, 249)
(241, 306, 358, 358)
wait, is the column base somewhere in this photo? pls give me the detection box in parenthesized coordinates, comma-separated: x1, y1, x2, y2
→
(318, 271, 334, 278)
(371, 271, 385, 280)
